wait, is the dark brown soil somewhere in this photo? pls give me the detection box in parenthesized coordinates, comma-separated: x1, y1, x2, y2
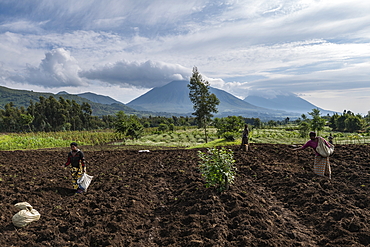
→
(0, 144, 370, 246)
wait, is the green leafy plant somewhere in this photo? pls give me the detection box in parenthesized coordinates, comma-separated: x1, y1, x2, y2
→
(222, 131, 237, 141)
(198, 147, 237, 192)
(114, 111, 144, 141)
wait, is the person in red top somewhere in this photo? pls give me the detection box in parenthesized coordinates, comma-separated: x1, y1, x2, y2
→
(293, 131, 332, 179)
(62, 142, 86, 193)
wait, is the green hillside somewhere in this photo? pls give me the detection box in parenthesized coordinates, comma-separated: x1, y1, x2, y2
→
(0, 86, 141, 117)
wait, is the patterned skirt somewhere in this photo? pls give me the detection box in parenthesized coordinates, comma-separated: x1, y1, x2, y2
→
(314, 155, 331, 179)
(70, 165, 84, 190)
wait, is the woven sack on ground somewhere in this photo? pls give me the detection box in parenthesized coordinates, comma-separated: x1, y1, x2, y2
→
(12, 202, 41, 227)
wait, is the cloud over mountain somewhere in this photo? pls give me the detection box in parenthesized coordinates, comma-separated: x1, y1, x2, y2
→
(80, 60, 190, 88)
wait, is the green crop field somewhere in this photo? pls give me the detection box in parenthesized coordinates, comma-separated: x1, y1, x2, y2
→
(0, 126, 369, 151)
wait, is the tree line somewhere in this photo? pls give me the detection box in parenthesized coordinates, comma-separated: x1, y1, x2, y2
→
(0, 95, 261, 139)
(0, 96, 198, 132)
(0, 93, 248, 132)
(1, 95, 369, 137)
(293, 109, 370, 137)
(0, 96, 102, 132)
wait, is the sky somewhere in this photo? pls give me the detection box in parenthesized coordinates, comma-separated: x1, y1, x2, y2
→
(0, 0, 369, 115)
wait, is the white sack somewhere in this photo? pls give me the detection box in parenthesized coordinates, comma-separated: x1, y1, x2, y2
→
(12, 202, 41, 227)
(77, 173, 93, 191)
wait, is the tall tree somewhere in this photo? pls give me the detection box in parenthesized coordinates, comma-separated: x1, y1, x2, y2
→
(213, 116, 244, 139)
(308, 108, 326, 134)
(0, 102, 28, 132)
(345, 115, 363, 132)
(114, 111, 144, 141)
(336, 114, 347, 132)
(188, 67, 220, 143)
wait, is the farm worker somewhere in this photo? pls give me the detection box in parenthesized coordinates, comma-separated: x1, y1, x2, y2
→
(62, 142, 86, 193)
(240, 124, 249, 150)
(328, 133, 334, 144)
(293, 132, 331, 179)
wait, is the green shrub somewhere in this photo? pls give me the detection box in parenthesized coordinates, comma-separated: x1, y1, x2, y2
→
(158, 123, 169, 132)
(198, 147, 237, 192)
(222, 131, 236, 141)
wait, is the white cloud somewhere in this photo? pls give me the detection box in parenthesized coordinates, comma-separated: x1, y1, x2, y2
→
(80, 60, 191, 88)
(12, 48, 87, 88)
(0, 0, 370, 114)
(300, 87, 370, 115)
(0, 20, 47, 33)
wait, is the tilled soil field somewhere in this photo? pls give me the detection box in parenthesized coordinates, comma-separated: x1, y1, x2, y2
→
(0, 143, 370, 247)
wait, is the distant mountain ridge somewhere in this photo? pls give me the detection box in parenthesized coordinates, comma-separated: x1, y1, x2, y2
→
(0, 86, 141, 117)
(75, 92, 123, 105)
(1, 81, 335, 120)
(126, 80, 262, 113)
(126, 80, 301, 120)
(244, 93, 337, 115)
(57, 91, 127, 106)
